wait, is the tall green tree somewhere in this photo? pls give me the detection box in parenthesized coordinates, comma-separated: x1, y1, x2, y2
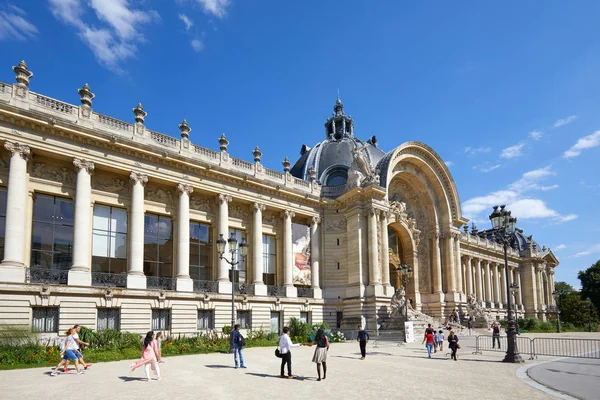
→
(578, 259, 600, 311)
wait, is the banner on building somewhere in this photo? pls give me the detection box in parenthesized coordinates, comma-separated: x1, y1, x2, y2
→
(292, 223, 311, 286)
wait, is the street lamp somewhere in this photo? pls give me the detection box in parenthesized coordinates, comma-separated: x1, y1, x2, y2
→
(510, 282, 520, 333)
(552, 289, 563, 333)
(396, 264, 413, 342)
(489, 205, 524, 363)
(216, 233, 248, 349)
(586, 298, 593, 333)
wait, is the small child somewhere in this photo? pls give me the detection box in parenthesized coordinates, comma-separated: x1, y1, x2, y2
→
(435, 330, 445, 352)
(156, 332, 164, 363)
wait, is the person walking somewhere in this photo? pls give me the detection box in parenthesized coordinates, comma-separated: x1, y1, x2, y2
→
(467, 315, 473, 336)
(279, 326, 304, 379)
(231, 324, 246, 369)
(423, 329, 434, 358)
(357, 326, 369, 360)
(130, 331, 161, 381)
(435, 330, 444, 352)
(155, 332, 164, 363)
(62, 324, 91, 372)
(50, 328, 84, 376)
(448, 331, 460, 361)
(491, 321, 501, 349)
(308, 329, 330, 381)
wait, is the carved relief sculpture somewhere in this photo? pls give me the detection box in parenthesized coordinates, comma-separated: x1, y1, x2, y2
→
(31, 162, 75, 185)
(94, 178, 129, 194)
(325, 218, 347, 232)
(190, 196, 214, 213)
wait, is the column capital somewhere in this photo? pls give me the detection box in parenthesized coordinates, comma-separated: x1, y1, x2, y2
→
(218, 193, 232, 204)
(73, 158, 95, 174)
(310, 215, 321, 227)
(380, 209, 392, 220)
(4, 141, 31, 161)
(281, 209, 295, 219)
(252, 202, 266, 213)
(177, 183, 194, 196)
(366, 206, 378, 217)
(428, 230, 440, 240)
(129, 171, 148, 186)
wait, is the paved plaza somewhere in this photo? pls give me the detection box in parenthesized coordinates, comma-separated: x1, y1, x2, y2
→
(3, 334, 594, 400)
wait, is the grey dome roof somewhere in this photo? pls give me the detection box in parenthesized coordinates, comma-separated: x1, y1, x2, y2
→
(478, 227, 541, 252)
(290, 96, 385, 184)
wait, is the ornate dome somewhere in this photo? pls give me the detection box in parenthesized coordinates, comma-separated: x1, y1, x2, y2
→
(290, 97, 385, 187)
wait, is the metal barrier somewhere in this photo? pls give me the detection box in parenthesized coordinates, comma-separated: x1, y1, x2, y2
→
(371, 331, 406, 348)
(472, 335, 600, 360)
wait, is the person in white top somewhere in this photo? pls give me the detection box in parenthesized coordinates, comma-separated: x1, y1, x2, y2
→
(278, 326, 305, 379)
(50, 328, 83, 376)
(63, 325, 91, 371)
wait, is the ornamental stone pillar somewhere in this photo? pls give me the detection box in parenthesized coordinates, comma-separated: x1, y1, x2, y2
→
(252, 203, 267, 296)
(484, 260, 492, 303)
(500, 264, 507, 304)
(0, 142, 30, 283)
(282, 209, 296, 297)
(127, 172, 148, 289)
(367, 207, 383, 296)
(493, 263, 501, 305)
(68, 158, 94, 286)
(217, 194, 232, 293)
(310, 216, 322, 298)
(475, 258, 483, 302)
(466, 256, 474, 297)
(380, 211, 392, 296)
(431, 231, 443, 295)
(453, 233, 463, 295)
(176, 183, 193, 292)
(516, 268, 523, 309)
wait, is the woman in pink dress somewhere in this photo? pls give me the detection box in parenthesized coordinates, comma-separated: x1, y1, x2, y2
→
(130, 331, 161, 381)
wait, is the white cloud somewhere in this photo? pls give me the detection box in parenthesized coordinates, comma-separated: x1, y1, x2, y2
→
(529, 130, 543, 141)
(196, 0, 230, 18)
(473, 163, 501, 173)
(464, 146, 491, 156)
(48, 0, 158, 72)
(179, 13, 193, 30)
(563, 131, 600, 158)
(554, 244, 567, 251)
(0, 5, 38, 40)
(463, 166, 575, 224)
(500, 143, 525, 159)
(554, 115, 577, 128)
(444, 161, 453, 167)
(574, 244, 600, 257)
(191, 38, 204, 52)
(574, 251, 591, 257)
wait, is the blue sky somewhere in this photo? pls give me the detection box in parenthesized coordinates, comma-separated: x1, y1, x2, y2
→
(1, 1, 599, 288)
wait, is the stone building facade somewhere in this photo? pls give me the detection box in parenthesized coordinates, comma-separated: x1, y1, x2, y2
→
(0, 61, 558, 336)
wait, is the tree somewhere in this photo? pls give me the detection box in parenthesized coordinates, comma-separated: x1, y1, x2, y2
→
(554, 280, 599, 329)
(554, 281, 577, 295)
(578, 259, 600, 312)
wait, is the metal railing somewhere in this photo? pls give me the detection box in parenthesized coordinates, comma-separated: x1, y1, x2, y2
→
(267, 285, 286, 297)
(472, 335, 600, 360)
(234, 283, 254, 295)
(146, 276, 176, 290)
(297, 287, 314, 298)
(27, 267, 68, 285)
(91, 272, 127, 288)
(193, 280, 218, 293)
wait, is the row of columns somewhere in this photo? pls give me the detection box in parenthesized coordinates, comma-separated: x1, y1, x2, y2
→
(0, 142, 322, 298)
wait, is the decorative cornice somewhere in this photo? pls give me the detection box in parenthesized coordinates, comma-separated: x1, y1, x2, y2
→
(177, 183, 194, 196)
(4, 141, 31, 161)
(73, 158, 95, 174)
(129, 171, 148, 186)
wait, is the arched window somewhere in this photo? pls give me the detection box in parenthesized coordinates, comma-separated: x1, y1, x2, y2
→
(323, 167, 348, 186)
(388, 228, 404, 289)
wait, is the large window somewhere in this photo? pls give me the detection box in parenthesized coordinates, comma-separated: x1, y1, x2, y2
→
(262, 235, 276, 285)
(97, 308, 120, 331)
(92, 205, 127, 274)
(300, 312, 311, 325)
(152, 309, 171, 331)
(31, 195, 74, 269)
(190, 222, 212, 281)
(144, 214, 173, 278)
(0, 188, 6, 258)
(197, 310, 213, 330)
(236, 310, 251, 329)
(228, 228, 246, 283)
(32, 307, 59, 333)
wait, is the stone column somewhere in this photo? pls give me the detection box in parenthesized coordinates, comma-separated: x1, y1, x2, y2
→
(380, 211, 392, 295)
(68, 158, 94, 286)
(0, 142, 30, 282)
(516, 268, 523, 307)
(282, 209, 296, 297)
(453, 233, 463, 295)
(475, 258, 483, 302)
(500, 264, 507, 304)
(252, 203, 267, 295)
(536, 266, 544, 309)
(367, 207, 383, 296)
(466, 256, 474, 297)
(310, 216, 322, 298)
(217, 194, 232, 279)
(176, 183, 193, 292)
(549, 270, 556, 305)
(443, 232, 457, 299)
(484, 260, 492, 303)
(431, 231, 443, 294)
(493, 263, 501, 305)
(127, 172, 148, 289)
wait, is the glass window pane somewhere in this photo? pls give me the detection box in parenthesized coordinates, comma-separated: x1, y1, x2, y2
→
(93, 205, 110, 231)
(189, 222, 200, 242)
(55, 198, 74, 226)
(92, 256, 110, 273)
(0, 216, 5, 239)
(158, 263, 173, 278)
(158, 217, 172, 240)
(190, 241, 200, 266)
(144, 214, 159, 236)
(0, 188, 7, 217)
(31, 222, 54, 252)
(159, 239, 173, 264)
(54, 225, 74, 250)
(198, 224, 209, 243)
(144, 236, 158, 262)
(30, 251, 53, 268)
(144, 261, 158, 277)
(109, 258, 127, 275)
(33, 195, 54, 223)
(92, 231, 109, 257)
(111, 208, 128, 234)
(114, 233, 127, 259)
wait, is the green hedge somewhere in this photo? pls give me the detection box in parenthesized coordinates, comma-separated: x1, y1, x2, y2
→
(498, 318, 591, 333)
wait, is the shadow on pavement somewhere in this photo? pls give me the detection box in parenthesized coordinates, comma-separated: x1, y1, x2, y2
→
(118, 376, 148, 382)
(245, 373, 312, 381)
(204, 365, 234, 369)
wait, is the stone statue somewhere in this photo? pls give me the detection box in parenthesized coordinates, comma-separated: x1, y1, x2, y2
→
(466, 293, 494, 328)
(347, 143, 380, 188)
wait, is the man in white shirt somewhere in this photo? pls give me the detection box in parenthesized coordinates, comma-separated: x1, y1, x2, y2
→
(279, 326, 304, 379)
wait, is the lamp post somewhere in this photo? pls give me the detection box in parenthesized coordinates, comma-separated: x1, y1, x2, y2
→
(552, 289, 562, 333)
(396, 264, 413, 343)
(587, 298, 593, 333)
(216, 233, 248, 349)
(489, 205, 524, 363)
(510, 282, 520, 334)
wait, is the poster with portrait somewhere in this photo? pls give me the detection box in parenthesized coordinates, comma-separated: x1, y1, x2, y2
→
(292, 223, 311, 286)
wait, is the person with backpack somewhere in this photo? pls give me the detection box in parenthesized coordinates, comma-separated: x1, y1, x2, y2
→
(356, 326, 369, 360)
(231, 324, 246, 369)
(279, 326, 305, 379)
(491, 322, 501, 349)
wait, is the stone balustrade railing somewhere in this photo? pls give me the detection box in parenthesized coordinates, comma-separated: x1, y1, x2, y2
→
(460, 232, 520, 257)
(0, 81, 321, 197)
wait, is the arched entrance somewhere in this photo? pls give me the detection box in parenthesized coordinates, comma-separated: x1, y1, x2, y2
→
(388, 227, 403, 290)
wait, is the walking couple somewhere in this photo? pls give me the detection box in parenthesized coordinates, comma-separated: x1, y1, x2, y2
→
(278, 326, 330, 381)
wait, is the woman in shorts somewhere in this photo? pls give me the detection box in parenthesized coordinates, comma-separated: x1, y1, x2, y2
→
(50, 328, 83, 376)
